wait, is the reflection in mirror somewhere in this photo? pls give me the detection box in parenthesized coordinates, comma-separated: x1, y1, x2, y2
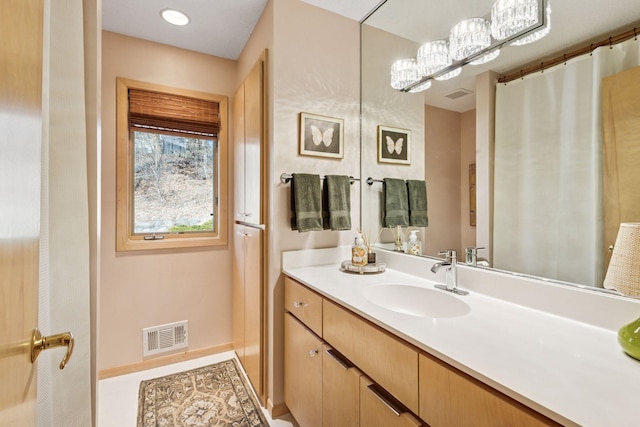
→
(360, 0, 640, 297)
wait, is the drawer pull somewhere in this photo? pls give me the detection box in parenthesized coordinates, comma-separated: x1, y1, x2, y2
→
(293, 300, 307, 308)
(367, 384, 403, 416)
(325, 348, 351, 370)
(309, 348, 319, 357)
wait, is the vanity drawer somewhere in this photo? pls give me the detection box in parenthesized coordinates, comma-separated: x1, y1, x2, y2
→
(419, 352, 560, 427)
(323, 299, 419, 414)
(360, 376, 423, 427)
(285, 276, 323, 336)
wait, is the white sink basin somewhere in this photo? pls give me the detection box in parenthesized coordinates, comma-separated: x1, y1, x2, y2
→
(362, 284, 470, 318)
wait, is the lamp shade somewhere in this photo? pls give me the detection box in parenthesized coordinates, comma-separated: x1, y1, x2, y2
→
(604, 223, 640, 298)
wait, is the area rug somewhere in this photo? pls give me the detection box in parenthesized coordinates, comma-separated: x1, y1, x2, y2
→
(137, 358, 268, 427)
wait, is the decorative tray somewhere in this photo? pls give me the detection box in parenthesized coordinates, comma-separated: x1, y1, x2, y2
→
(340, 260, 386, 275)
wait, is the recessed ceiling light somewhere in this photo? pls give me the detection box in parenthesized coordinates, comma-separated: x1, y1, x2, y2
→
(160, 8, 190, 26)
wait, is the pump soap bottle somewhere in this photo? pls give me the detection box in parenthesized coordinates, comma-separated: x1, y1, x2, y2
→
(352, 234, 368, 266)
(407, 230, 421, 255)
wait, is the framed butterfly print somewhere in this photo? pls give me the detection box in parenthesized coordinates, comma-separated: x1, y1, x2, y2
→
(299, 112, 344, 159)
(377, 125, 411, 165)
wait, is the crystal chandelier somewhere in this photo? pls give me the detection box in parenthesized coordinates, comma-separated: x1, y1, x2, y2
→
(449, 18, 500, 65)
(389, 0, 549, 92)
(510, 0, 551, 46)
(416, 40, 462, 81)
(491, 0, 551, 46)
(390, 59, 422, 90)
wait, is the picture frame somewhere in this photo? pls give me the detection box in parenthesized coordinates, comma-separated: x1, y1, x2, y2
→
(377, 125, 411, 165)
(299, 112, 344, 159)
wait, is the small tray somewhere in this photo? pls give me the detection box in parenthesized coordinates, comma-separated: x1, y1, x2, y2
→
(340, 260, 386, 275)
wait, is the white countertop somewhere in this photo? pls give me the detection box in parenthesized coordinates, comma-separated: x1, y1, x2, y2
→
(282, 248, 640, 427)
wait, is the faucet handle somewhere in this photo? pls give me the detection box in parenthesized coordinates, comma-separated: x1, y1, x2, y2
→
(438, 249, 457, 262)
(464, 247, 485, 265)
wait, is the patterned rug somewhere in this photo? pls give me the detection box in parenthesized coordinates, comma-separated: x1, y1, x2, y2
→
(137, 358, 268, 427)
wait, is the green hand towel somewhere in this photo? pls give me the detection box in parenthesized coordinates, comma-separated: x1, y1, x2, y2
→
(291, 173, 323, 232)
(324, 175, 351, 231)
(407, 179, 428, 227)
(383, 178, 410, 227)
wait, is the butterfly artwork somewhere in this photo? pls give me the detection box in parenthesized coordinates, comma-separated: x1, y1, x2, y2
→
(311, 125, 335, 147)
(300, 113, 344, 158)
(385, 135, 403, 155)
(378, 125, 411, 164)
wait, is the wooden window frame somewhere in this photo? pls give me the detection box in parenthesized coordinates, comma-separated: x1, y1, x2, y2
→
(116, 77, 228, 251)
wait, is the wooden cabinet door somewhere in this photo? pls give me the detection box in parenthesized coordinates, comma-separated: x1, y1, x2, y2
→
(602, 66, 640, 271)
(243, 56, 264, 225)
(232, 83, 245, 221)
(322, 345, 361, 427)
(284, 313, 322, 427)
(232, 225, 246, 363)
(360, 377, 423, 427)
(0, 1, 43, 424)
(243, 226, 263, 394)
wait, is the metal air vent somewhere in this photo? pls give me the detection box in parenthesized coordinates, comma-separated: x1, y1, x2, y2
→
(444, 88, 473, 100)
(143, 320, 188, 357)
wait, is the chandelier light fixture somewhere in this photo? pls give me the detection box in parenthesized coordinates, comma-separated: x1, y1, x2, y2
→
(449, 18, 500, 65)
(391, 0, 550, 92)
(417, 40, 462, 81)
(390, 59, 421, 91)
(509, 0, 551, 46)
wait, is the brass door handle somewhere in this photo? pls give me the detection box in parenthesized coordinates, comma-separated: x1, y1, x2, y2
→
(31, 328, 74, 370)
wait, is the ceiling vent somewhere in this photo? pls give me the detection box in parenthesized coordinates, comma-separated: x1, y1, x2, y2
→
(444, 88, 473, 100)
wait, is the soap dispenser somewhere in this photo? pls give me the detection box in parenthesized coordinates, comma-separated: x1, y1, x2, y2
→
(407, 230, 421, 255)
(352, 234, 368, 266)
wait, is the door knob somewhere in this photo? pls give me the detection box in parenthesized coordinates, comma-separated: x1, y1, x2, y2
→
(31, 328, 74, 370)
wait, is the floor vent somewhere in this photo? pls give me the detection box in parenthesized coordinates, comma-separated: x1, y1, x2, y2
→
(143, 320, 188, 357)
(444, 88, 473, 99)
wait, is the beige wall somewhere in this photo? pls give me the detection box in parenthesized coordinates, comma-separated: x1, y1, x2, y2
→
(267, 0, 361, 407)
(425, 105, 462, 255)
(99, 31, 237, 370)
(100, 0, 360, 408)
(424, 106, 477, 256)
(360, 24, 426, 243)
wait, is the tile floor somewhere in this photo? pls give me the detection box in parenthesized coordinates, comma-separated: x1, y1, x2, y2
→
(98, 351, 296, 426)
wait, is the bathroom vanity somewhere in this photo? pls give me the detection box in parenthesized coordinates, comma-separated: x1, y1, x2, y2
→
(282, 247, 640, 427)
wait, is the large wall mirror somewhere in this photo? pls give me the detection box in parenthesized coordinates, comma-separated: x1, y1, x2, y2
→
(361, 0, 640, 297)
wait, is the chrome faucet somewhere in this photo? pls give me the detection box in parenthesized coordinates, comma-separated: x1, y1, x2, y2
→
(431, 249, 468, 295)
(464, 246, 486, 267)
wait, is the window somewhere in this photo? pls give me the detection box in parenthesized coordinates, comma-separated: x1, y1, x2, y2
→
(116, 78, 228, 251)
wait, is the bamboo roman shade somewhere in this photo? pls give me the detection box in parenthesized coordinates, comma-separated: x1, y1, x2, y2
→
(129, 89, 219, 137)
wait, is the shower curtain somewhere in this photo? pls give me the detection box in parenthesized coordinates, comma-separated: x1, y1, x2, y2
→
(493, 37, 640, 287)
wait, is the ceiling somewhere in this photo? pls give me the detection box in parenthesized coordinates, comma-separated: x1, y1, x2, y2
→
(102, 0, 640, 111)
(102, 0, 381, 60)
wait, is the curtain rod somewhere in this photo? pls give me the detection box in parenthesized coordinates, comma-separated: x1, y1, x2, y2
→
(498, 26, 638, 84)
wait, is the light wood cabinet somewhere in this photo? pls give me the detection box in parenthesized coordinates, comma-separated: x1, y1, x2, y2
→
(322, 345, 361, 427)
(284, 276, 323, 337)
(360, 376, 423, 427)
(232, 52, 267, 399)
(323, 299, 419, 414)
(419, 352, 560, 427)
(284, 276, 558, 427)
(284, 313, 322, 427)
